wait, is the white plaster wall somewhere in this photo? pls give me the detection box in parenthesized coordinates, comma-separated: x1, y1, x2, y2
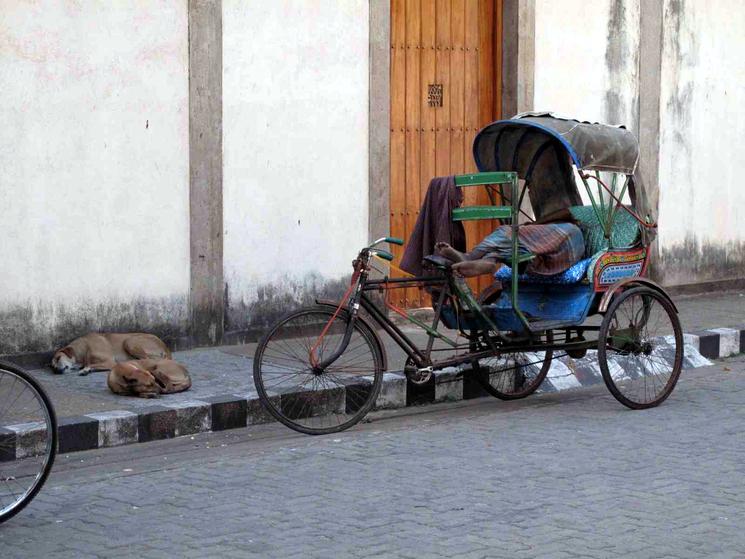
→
(0, 1, 189, 350)
(223, 1, 369, 320)
(534, 0, 639, 129)
(657, 0, 745, 279)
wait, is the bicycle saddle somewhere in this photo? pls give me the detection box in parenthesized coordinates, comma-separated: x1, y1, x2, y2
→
(421, 254, 453, 270)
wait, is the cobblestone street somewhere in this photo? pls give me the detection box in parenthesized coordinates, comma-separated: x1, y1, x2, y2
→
(2, 356, 745, 558)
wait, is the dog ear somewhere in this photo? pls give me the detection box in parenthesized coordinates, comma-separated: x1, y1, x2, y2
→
(59, 347, 74, 358)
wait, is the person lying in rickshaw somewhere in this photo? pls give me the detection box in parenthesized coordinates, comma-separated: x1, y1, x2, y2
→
(436, 208, 585, 278)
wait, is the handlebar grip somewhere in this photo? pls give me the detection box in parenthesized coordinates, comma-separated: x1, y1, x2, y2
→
(385, 237, 404, 246)
(374, 250, 394, 261)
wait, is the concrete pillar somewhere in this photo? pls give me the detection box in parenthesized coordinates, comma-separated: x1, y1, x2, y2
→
(502, 0, 535, 117)
(637, 0, 663, 280)
(189, 0, 224, 345)
(369, 0, 391, 247)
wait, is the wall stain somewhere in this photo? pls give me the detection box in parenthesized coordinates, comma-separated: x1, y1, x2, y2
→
(604, 0, 639, 127)
(658, 235, 745, 286)
(225, 273, 350, 334)
(0, 295, 188, 355)
(663, 0, 697, 160)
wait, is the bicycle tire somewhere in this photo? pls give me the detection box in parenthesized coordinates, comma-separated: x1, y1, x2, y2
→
(253, 306, 384, 435)
(0, 360, 57, 524)
(598, 287, 683, 409)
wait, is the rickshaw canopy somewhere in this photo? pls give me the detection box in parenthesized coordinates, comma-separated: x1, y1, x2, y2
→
(472, 112, 656, 246)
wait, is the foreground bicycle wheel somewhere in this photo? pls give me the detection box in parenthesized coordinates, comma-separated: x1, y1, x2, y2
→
(0, 360, 57, 523)
(599, 287, 683, 409)
(253, 306, 384, 435)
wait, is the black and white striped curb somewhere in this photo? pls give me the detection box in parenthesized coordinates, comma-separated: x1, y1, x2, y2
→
(686, 327, 745, 361)
(2, 326, 742, 459)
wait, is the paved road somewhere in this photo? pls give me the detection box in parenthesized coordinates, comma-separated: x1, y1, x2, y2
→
(3, 357, 745, 558)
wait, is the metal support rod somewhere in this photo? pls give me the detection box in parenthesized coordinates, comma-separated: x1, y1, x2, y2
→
(606, 175, 630, 248)
(579, 173, 608, 238)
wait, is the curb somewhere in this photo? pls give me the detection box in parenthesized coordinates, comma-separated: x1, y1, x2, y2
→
(4, 326, 743, 458)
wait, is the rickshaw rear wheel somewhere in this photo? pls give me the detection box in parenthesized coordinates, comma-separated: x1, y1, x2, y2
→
(472, 331, 554, 400)
(253, 306, 384, 435)
(598, 287, 683, 409)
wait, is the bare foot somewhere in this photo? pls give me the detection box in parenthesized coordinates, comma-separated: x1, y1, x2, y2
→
(435, 242, 466, 263)
(451, 260, 499, 278)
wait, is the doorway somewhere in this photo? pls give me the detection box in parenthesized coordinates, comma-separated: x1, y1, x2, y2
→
(389, 0, 503, 307)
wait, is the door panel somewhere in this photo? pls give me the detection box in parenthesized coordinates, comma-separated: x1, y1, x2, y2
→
(390, 0, 502, 307)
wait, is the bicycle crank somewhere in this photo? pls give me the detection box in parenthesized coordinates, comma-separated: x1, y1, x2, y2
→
(404, 357, 433, 385)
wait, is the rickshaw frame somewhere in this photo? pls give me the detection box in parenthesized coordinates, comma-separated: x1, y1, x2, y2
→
(253, 113, 684, 435)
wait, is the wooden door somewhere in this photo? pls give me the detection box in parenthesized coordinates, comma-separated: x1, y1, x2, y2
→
(390, 0, 502, 308)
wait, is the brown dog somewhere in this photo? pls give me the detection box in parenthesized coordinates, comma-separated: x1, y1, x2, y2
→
(51, 333, 172, 375)
(108, 359, 192, 398)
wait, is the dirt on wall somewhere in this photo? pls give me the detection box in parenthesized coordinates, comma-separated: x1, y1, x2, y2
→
(0, 295, 189, 356)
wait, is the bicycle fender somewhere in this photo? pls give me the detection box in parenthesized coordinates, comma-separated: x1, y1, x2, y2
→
(598, 278, 679, 314)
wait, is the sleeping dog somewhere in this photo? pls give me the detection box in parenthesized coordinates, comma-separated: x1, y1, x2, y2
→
(107, 359, 191, 398)
(51, 333, 172, 375)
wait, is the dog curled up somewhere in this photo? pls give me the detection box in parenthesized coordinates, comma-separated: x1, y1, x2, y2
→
(108, 359, 192, 398)
(51, 333, 172, 375)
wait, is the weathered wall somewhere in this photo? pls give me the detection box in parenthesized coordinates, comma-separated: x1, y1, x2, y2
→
(534, 0, 745, 287)
(534, 0, 640, 128)
(0, 2, 190, 353)
(222, 0, 370, 331)
(656, 0, 745, 286)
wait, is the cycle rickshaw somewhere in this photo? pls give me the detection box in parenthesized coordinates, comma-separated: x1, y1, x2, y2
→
(0, 361, 57, 523)
(253, 113, 683, 435)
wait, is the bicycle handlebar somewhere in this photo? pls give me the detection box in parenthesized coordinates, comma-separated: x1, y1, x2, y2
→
(373, 249, 394, 261)
(369, 236, 404, 249)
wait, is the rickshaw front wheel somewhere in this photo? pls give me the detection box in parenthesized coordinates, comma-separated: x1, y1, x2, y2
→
(598, 287, 683, 409)
(253, 307, 384, 435)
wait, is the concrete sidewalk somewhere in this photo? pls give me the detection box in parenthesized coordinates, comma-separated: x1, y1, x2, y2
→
(14, 290, 745, 455)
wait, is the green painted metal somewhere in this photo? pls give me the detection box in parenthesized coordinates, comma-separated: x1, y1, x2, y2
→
(375, 249, 394, 261)
(449, 171, 532, 333)
(606, 175, 629, 248)
(452, 277, 503, 335)
(579, 173, 610, 239)
(511, 253, 535, 264)
(507, 174, 531, 331)
(452, 206, 512, 221)
(595, 170, 606, 218)
(454, 171, 516, 187)
(399, 312, 459, 347)
(385, 237, 404, 246)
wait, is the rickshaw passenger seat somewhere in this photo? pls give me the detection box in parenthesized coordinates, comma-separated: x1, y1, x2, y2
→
(568, 205, 641, 256)
(493, 207, 641, 286)
(495, 256, 594, 285)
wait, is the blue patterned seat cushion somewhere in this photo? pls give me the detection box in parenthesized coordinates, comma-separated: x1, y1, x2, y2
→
(495, 257, 593, 285)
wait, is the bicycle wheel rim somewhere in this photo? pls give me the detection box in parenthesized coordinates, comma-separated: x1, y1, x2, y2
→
(599, 288, 683, 408)
(476, 332, 553, 399)
(254, 309, 383, 434)
(0, 364, 57, 522)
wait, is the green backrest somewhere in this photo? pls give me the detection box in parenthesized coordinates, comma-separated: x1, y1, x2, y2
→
(569, 206, 640, 255)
